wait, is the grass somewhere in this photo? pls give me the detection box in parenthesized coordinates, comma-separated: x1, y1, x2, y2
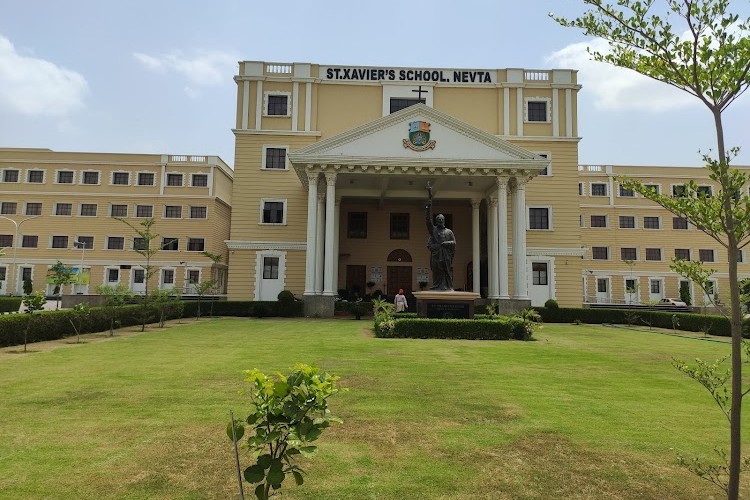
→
(0, 318, 748, 499)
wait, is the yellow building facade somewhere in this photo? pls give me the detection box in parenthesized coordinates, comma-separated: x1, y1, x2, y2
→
(0, 148, 232, 297)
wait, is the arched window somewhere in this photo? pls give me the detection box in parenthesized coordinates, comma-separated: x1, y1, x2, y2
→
(387, 249, 412, 262)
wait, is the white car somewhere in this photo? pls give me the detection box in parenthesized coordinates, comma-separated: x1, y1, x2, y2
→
(658, 298, 688, 307)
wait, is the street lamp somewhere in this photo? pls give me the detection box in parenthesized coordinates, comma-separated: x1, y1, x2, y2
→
(0, 215, 40, 295)
(73, 239, 88, 294)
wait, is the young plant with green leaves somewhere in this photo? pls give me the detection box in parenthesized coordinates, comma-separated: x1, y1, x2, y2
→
(193, 280, 214, 319)
(202, 250, 224, 316)
(68, 302, 90, 343)
(553, 2, 750, 496)
(22, 291, 46, 352)
(96, 283, 131, 336)
(149, 288, 179, 328)
(49, 260, 76, 310)
(228, 364, 343, 500)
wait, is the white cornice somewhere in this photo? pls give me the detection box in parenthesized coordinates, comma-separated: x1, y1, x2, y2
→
(500, 135, 582, 143)
(233, 129, 322, 137)
(225, 240, 307, 250)
(526, 247, 587, 257)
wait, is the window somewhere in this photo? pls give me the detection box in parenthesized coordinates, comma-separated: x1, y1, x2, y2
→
(75, 236, 94, 249)
(536, 153, 550, 176)
(133, 237, 148, 251)
(0, 235, 12, 247)
(187, 238, 205, 251)
(24, 203, 41, 216)
(82, 171, 99, 184)
(188, 269, 200, 284)
(164, 205, 182, 218)
(112, 172, 129, 185)
(532, 262, 548, 285)
(191, 174, 208, 187)
(57, 171, 74, 184)
(643, 184, 660, 195)
(110, 204, 128, 217)
(578, 183, 583, 196)
(267, 94, 289, 116)
(3, 169, 18, 182)
(1, 202, 17, 215)
(162, 237, 179, 251)
(675, 248, 691, 260)
(529, 208, 550, 230)
(597, 278, 608, 293)
(699, 249, 715, 262)
(672, 184, 688, 198)
(591, 183, 607, 196)
(263, 257, 279, 279)
(673, 217, 688, 230)
(621, 247, 637, 261)
(390, 213, 410, 239)
(27, 170, 44, 183)
(22, 235, 38, 248)
(389, 97, 425, 113)
(619, 216, 635, 229)
(55, 203, 72, 216)
(262, 201, 285, 224)
(107, 237, 124, 250)
(643, 217, 660, 229)
(162, 269, 175, 285)
(526, 100, 548, 122)
(347, 212, 368, 239)
(625, 279, 637, 292)
(618, 185, 634, 197)
(137, 172, 155, 186)
(190, 206, 207, 219)
(651, 280, 661, 294)
(107, 268, 119, 283)
(697, 185, 713, 198)
(166, 173, 183, 186)
(80, 204, 97, 216)
(590, 215, 607, 228)
(738, 251, 744, 263)
(264, 147, 287, 169)
(136, 205, 153, 218)
(592, 247, 609, 260)
(645, 248, 662, 261)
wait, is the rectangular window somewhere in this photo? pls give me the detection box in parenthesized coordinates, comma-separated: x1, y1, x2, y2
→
(390, 98, 425, 114)
(347, 212, 368, 239)
(645, 248, 662, 261)
(22, 235, 38, 248)
(162, 237, 179, 251)
(738, 251, 744, 263)
(618, 185, 634, 197)
(57, 171, 74, 184)
(537, 153, 550, 176)
(527, 101, 547, 122)
(137, 172, 155, 186)
(264, 148, 287, 169)
(188, 270, 200, 284)
(75, 236, 94, 249)
(1, 202, 17, 215)
(590, 215, 607, 228)
(0, 235, 12, 247)
(699, 249, 715, 262)
(110, 204, 127, 217)
(112, 172, 129, 185)
(697, 185, 713, 198)
(3, 170, 18, 182)
(529, 208, 550, 230)
(651, 280, 661, 294)
(643, 217, 660, 229)
(107, 268, 119, 283)
(597, 278, 608, 293)
(619, 216, 635, 229)
(80, 204, 97, 216)
(55, 203, 72, 216)
(82, 171, 99, 184)
(27, 170, 44, 183)
(675, 248, 691, 260)
(267, 95, 288, 116)
(591, 183, 607, 196)
(644, 184, 660, 195)
(592, 247, 609, 260)
(136, 205, 153, 218)
(578, 183, 583, 196)
(191, 174, 208, 187)
(262, 201, 285, 224)
(390, 213, 410, 239)
(25, 202, 42, 216)
(107, 237, 124, 250)
(162, 269, 175, 284)
(625, 279, 637, 292)
(187, 238, 205, 252)
(190, 206, 207, 219)
(164, 205, 182, 218)
(133, 237, 148, 251)
(621, 248, 637, 261)
(532, 262, 548, 285)
(166, 173, 183, 186)
(672, 185, 688, 198)
(672, 217, 688, 230)
(263, 257, 280, 279)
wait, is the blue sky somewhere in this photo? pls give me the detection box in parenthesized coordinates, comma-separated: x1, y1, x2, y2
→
(1, 0, 748, 168)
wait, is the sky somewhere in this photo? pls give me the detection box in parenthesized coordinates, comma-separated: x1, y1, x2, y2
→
(1, 0, 748, 168)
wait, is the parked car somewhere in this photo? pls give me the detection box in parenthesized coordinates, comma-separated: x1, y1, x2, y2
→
(658, 298, 688, 307)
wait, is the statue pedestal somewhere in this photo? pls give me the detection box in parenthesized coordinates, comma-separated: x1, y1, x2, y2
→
(413, 291, 480, 319)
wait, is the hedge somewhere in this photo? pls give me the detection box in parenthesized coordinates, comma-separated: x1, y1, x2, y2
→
(377, 317, 527, 340)
(0, 297, 22, 313)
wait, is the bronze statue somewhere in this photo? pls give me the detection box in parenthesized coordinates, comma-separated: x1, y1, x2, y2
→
(425, 184, 456, 290)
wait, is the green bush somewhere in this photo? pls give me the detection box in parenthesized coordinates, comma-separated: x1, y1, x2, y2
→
(544, 299, 560, 310)
(0, 297, 22, 313)
(276, 290, 297, 317)
(377, 317, 527, 340)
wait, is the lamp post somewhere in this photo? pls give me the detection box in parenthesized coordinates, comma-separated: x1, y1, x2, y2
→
(73, 239, 87, 294)
(0, 215, 40, 295)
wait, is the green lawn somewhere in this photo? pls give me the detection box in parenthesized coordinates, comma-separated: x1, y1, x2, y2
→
(0, 318, 747, 499)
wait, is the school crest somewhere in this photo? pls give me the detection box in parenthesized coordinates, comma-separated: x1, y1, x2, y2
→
(403, 121, 436, 151)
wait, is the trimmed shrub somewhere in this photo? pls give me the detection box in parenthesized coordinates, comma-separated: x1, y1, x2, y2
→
(0, 297, 22, 313)
(544, 299, 559, 310)
(377, 317, 527, 340)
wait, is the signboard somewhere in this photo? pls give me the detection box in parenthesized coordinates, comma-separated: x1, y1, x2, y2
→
(46, 266, 90, 285)
(320, 66, 497, 84)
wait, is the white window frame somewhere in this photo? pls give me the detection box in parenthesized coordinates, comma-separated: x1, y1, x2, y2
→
(161, 236, 180, 252)
(642, 215, 662, 230)
(163, 205, 183, 219)
(533, 151, 552, 176)
(261, 145, 290, 170)
(671, 183, 689, 198)
(53, 202, 73, 217)
(23, 201, 42, 217)
(80, 170, 101, 185)
(75, 235, 94, 250)
(578, 182, 584, 196)
(589, 214, 608, 229)
(523, 96, 552, 123)
(260, 199, 288, 225)
(589, 182, 608, 196)
(1, 168, 20, 183)
(623, 277, 641, 304)
(527, 206, 553, 231)
(189, 205, 208, 219)
(620, 247, 639, 261)
(25, 168, 46, 184)
(704, 278, 719, 305)
(644, 247, 664, 262)
(136, 171, 156, 186)
(110, 170, 131, 186)
(135, 204, 154, 218)
(697, 185, 713, 198)
(617, 183, 635, 198)
(618, 215, 637, 229)
(49, 235, 69, 249)
(160, 267, 177, 289)
(54, 169, 76, 185)
(640, 183, 661, 197)
(104, 267, 121, 284)
(263, 91, 292, 117)
(648, 277, 665, 295)
(106, 236, 125, 251)
(186, 237, 206, 252)
(699, 248, 716, 262)
(190, 172, 209, 187)
(109, 204, 128, 218)
(79, 203, 98, 217)
(254, 250, 287, 301)
(591, 246, 610, 261)
(165, 172, 184, 187)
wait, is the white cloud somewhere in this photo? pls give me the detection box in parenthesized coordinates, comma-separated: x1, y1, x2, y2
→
(546, 38, 696, 112)
(0, 35, 88, 117)
(133, 49, 237, 88)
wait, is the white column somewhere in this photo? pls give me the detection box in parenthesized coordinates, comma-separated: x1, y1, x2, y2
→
(315, 192, 325, 294)
(565, 88, 573, 137)
(503, 87, 510, 135)
(241, 81, 249, 129)
(333, 197, 341, 294)
(512, 177, 528, 299)
(471, 200, 481, 294)
(488, 197, 499, 299)
(304, 171, 319, 295)
(255, 80, 263, 130)
(516, 87, 524, 137)
(497, 177, 510, 299)
(323, 173, 337, 295)
(552, 88, 559, 137)
(291, 82, 299, 132)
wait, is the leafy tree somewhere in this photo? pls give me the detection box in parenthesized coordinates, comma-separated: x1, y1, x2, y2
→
(96, 283, 131, 336)
(49, 260, 75, 310)
(202, 250, 224, 317)
(553, 1, 750, 496)
(68, 302, 90, 343)
(116, 218, 161, 332)
(21, 291, 46, 352)
(149, 288, 180, 328)
(22, 277, 32, 295)
(193, 280, 214, 319)
(228, 364, 343, 500)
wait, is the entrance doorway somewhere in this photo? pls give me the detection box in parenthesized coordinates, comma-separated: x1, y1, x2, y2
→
(346, 265, 366, 300)
(387, 266, 412, 297)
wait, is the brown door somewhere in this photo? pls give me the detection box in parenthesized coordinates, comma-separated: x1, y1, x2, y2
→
(346, 265, 367, 298)
(387, 266, 412, 297)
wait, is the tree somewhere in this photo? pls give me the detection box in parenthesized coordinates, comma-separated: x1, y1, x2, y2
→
(553, 2, 750, 496)
(193, 280, 214, 319)
(202, 250, 224, 317)
(68, 302, 90, 344)
(49, 260, 75, 310)
(96, 284, 131, 336)
(21, 291, 46, 352)
(116, 218, 161, 332)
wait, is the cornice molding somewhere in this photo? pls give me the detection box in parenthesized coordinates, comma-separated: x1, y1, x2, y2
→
(225, 240, 307, 250)
(233, 129, 322, 137)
